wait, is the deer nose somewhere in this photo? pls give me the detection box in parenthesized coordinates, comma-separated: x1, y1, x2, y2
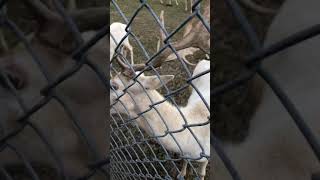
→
(110, 81, 119, 90)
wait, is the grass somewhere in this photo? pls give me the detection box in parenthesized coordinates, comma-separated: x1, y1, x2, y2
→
(110, 0, 209, 179)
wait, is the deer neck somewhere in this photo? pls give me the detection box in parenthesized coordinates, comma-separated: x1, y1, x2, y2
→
(133, 90, 185, 135)
(133, 89, 208, 135)
(135, 89, 179, 117)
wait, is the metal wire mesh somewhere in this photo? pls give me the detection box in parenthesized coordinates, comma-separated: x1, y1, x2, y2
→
(0, 0, 108, 179)
(213, 0, 320, 179)
(3, 0, 313, 179)
(110, 0, 210, 179)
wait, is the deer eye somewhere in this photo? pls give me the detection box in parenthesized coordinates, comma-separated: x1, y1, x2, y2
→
(110, 81, 119, 91)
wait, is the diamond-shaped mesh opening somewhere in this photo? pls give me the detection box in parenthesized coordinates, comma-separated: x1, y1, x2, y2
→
(110, 0, 210, 179)
(0, 0, 108, 179)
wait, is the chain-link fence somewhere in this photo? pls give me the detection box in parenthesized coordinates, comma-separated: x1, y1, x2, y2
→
(110, 0, 210, 179)
(0, 0, 108, 179)
(213, 0, 320, 179)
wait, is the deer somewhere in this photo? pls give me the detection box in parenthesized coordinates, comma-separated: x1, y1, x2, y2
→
(110, 22, 134, 65)
(110, 1, 210, 178)
(156, 10, 198, 66)
(154, 1, 210, 67)
(0, 0, 108, 179)
(110, 59, 210, 179)
(212, 0, 320, 179)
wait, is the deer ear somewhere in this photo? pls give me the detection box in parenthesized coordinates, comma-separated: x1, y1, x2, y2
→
(143, 75, 174, 90)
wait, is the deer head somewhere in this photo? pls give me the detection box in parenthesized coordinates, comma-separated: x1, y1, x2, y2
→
(110, 69, 174, 116)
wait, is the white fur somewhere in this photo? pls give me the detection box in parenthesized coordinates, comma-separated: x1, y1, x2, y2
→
(110, 22, 134, 64)
(110, 60, 210, 179)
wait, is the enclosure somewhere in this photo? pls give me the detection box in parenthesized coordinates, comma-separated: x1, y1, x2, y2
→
(214, 0, 320, 179)
(0, 0, 108, 179)
(2, 0, 318, 179)
(0, 0, 211, 179)
(110, 0, 210, 179)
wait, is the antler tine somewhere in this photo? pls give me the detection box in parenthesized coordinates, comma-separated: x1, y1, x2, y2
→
(118, 58, 145, 74)
(127, 9, 171, 71)
(150, 2, 208, 67)
(116, 55, 139, 79)
(157, 10, 165, 52)
(159, 10, 166, 47)
(150, 9, 170, 69)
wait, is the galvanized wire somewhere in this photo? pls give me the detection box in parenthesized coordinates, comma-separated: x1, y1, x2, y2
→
(0, 0, 108, 179)
(110, 0, 211, 179)
(212, 0, 320, 179)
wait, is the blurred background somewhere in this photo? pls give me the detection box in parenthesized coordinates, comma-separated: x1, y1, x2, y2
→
(213, 0, 284, 142)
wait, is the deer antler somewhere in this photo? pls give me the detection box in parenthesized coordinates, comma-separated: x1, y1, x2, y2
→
(116, 9, 168, 72)
(127, 0, 210, 71)
(157, 10, 197, 66)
